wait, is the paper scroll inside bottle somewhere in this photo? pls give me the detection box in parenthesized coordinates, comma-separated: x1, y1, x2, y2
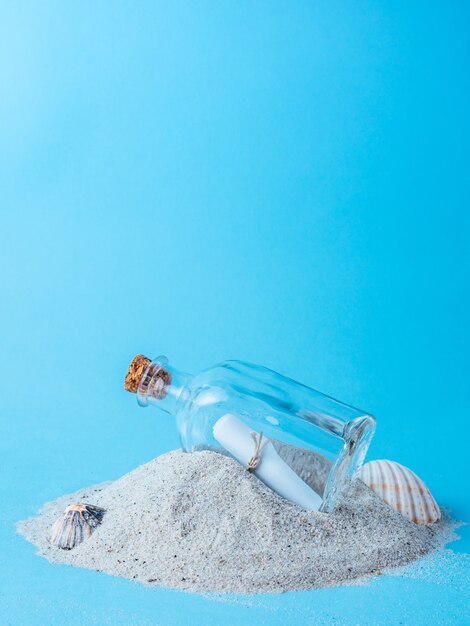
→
(213, 413, 322, 511)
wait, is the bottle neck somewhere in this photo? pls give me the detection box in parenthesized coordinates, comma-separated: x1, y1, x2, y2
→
(136, 357, 192, 415)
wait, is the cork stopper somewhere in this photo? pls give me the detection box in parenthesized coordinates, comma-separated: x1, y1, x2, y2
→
(124, 354, 151, 393)
(124, 354, 173, 401)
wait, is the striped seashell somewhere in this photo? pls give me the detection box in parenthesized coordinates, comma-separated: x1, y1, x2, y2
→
(360, 460, 440, 524)
(50, 503, 105, 550)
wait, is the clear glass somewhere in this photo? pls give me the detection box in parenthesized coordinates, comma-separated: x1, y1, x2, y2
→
(136, 356, 376, 512)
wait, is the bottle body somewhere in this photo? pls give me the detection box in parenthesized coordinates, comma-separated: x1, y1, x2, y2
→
(136, 357, 376, 513)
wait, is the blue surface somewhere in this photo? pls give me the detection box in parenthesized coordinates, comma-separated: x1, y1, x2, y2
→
(1, 2, 469, 624)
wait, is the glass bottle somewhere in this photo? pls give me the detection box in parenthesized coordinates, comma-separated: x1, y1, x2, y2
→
(124, 355, 376, 513)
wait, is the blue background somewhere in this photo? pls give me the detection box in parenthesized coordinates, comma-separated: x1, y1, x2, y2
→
(1, 1, 468, 624)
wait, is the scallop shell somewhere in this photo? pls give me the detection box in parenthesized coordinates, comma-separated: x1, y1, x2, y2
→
(50, 503, 105, 549)
(360, 460, 440, 524)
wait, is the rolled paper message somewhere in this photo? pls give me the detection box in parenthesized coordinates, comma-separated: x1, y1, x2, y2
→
(213, 413, 322, 511)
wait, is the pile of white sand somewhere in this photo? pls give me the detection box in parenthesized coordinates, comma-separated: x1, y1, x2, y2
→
(17, 449, 449, 593)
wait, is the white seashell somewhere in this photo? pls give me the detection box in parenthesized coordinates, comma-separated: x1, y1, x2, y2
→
(50, 503, 105, 550)
(360, 460, 440, 524)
